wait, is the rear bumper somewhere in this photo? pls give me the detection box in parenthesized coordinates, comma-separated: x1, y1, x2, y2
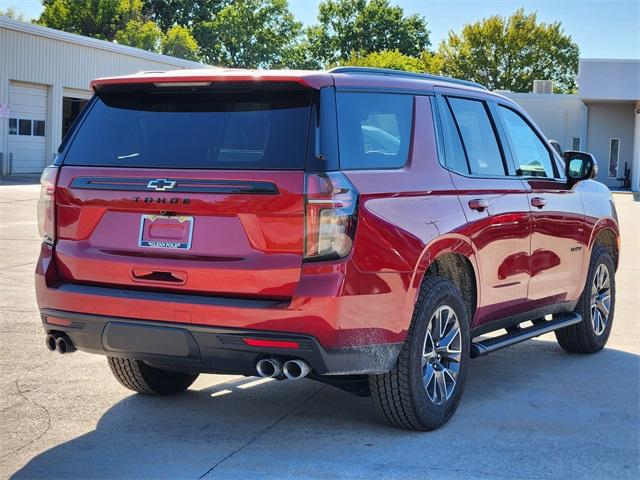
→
(36, 243, 410, 375)
(41, 309, 401, 375)
(36, 242, 413, 347)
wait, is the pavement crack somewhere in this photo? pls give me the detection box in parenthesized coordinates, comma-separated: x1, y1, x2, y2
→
(0, 379, 52, 460)
(198, 384, 326, 479)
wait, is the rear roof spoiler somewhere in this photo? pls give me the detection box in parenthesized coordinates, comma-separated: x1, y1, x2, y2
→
(90, 69, 334, 91)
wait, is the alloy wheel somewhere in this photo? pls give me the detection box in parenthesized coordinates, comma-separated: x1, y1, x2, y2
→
(422, 305, 462, 405)
(591, 263, 611, 336)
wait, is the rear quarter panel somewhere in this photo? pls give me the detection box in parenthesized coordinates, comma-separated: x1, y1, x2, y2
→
(343, 96, 475, 340)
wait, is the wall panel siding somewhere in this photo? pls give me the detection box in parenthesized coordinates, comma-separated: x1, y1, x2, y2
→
(1, 19, 205, 173)
(1, 27, 199, 91)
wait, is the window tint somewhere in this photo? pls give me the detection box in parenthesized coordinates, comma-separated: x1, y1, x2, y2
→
(336, 93, 412, 169)
(439, 100, 468, 174)
(498, 106, 555, 178)
(64, 90, 312, 169)
(447, 97, 504, 176)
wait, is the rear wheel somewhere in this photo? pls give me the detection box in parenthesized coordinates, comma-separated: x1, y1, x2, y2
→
(368, 276, 470, 430)
(555, 246, 615, 353)
(108, 357, 199, 395)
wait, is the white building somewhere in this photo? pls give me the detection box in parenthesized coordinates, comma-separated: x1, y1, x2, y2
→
(505, 59, 640, 191)
(0, 16, 203, 176)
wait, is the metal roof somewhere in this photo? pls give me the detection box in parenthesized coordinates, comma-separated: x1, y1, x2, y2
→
(0, 16, 204, 69)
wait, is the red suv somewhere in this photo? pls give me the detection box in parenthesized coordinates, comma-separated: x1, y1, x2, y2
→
(36, 67, 620, 430)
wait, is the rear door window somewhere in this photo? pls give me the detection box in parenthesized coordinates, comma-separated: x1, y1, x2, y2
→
(63, 90, 313, 169)
(446, 97, 506, 176)
(439, 98, 469, 174)
(336, 92, 413, 169)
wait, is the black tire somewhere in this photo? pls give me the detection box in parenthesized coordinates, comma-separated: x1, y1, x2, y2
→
(555, 246, 616, 353)
(108, 357, 199, 395)
(368, 276, 470, 431)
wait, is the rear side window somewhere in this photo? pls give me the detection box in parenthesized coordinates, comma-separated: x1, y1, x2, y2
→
(447, 97, 505, 176)
(497, 106, 556, 178)
(439, 99, 468, 174)
(63, 90, 312, 169)
(336, 92, 413, 169)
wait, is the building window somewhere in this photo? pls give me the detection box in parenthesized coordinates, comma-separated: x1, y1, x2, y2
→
(609, 138, 620, 178)
(572, 137, 581, 151)
(8, 118, 46, 137)
(33, 120, 46, 136)
(18, 119, 32, 135)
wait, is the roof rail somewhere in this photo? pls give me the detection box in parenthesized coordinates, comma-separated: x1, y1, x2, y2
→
(328, 67, 487, 90)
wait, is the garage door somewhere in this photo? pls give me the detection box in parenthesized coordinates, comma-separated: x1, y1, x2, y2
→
(8, 82, 48, 174)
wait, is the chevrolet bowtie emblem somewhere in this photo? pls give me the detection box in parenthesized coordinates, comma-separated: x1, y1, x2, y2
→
(147, 179, 177, 191)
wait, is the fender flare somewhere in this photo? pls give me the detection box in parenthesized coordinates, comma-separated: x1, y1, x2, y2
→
(401, 234, 481, 326)
(587, 218, 620, 267)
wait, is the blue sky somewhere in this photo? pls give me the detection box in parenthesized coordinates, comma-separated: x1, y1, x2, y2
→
(2, 0, 639, 59)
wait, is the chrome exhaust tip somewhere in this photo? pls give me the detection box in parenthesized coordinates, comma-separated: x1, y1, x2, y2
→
(283, 359, 310, 380)
(54, 334, 76, 354)
(256, 358, 282, 378)
(45, 334, 57, 352)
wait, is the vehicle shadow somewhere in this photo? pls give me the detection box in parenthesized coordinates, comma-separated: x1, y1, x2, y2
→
(11, 340, 640, 480)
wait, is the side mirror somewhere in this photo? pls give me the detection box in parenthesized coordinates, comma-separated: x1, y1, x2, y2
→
(564, 151, 598, 184)
(549, 139, 563, 157)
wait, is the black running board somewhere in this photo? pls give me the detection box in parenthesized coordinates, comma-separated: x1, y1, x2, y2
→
(470, 313, 582, 358)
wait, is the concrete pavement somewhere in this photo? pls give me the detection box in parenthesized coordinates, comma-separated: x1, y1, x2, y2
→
(1, 185, 638, 479)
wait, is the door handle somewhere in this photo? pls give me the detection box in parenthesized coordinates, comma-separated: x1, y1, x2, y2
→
(468, 199, 489, 212)
(530, 197, 547, 209)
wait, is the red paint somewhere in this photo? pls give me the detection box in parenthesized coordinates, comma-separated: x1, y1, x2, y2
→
(54, 166, 305, 298)
(36, 69, 620, 356)
(242, 338, 300, 349)
(90, 69, 334, 91)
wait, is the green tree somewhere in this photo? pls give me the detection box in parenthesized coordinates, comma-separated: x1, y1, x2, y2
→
(193, 0, 302, 68)
(340, 50, 424, 72)
(307, 0, 430, 66)
(434, 9, 579, 92)
(115, 19, 163, 51)
(38, 0, 144, 41)
(162, 24, 199, 60)
(141, 0, 224, 30)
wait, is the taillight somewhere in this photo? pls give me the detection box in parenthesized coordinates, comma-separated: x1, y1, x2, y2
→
(304, 172, 358, 261)
(37, 165, 59, 245)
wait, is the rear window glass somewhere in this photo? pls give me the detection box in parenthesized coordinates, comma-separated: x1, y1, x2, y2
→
(336, 92, 413, 169)
(63, 90, 312, 169)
